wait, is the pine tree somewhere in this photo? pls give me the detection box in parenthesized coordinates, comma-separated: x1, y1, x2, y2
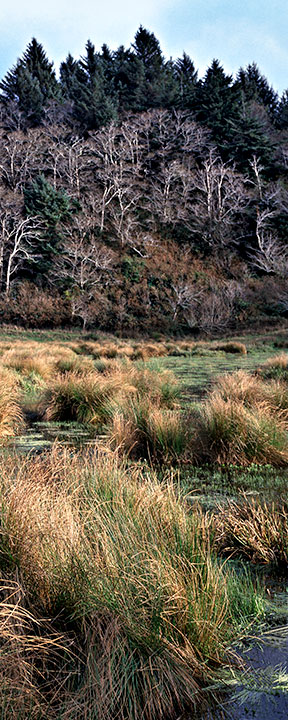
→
(24, 176, 76, 274)
(195, 60, 240, 143)
(132, 26, 168, 108)
(174, 52, 198, 109)
(60, 41, 117, 130)
(0, 38, 58, 126)
(228, 113, 274, 171)
(112, 45, 145, 112)
(276, 90, 288, 129)
(237, 63, 278, 117)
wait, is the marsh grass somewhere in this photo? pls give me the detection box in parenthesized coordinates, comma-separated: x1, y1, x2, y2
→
(213, 370, 288, 422)
(0, 446, 265, 719)
(110, 396, 187, 460)
(192, 393, 288, 466)
(43, 372, 118, 425)
(214, 496, 288, 566)
(0, 369, 23, 439)
(258, 353, 288, 383)
(0, 578, 72, 719)
(190, 369, 288, 466)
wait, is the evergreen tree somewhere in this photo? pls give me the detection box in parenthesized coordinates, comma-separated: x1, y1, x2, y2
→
(174, 52, 198, 109)
(132, 26, 168, 108)
(195, 60, 240, 144)
(237, 63, 278, 117)
(60, 54, 87, 96)
(113, 46, 145, 112)
(132, 26, 163, 71)
(227, 112, 274, 171)
(24, 176, 76, 274)
(0, 38, 58, 126)
(276, 90, 288, 129)
(60, 41, 117, 130)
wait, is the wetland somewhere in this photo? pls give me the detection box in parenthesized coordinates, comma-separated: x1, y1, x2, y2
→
(0, 328, 286, 719)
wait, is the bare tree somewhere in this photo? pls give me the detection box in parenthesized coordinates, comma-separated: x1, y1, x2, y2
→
(0, 212, 43, 298)
(192, 150, 249, 249)
(249, 234, 288, 275)
(169, 280, 203, 323)
(54, 216, 115, 328)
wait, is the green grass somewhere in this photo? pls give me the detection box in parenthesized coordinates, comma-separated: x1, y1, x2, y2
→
(151, 342, 285, 405)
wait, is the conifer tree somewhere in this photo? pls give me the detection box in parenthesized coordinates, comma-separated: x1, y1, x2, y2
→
(174, 52, 198, 109)
(23, 176, 76, 274)
(276, 90, 288, 129)
(60, 41, 116, 130)
(228, 113, 274, 171)
(0, 39, 58, 126)
(132, 26, 169, 108)
(195, 60, 240, 143)
(237, 63, 278, 117)
(112, 46, 145, 111)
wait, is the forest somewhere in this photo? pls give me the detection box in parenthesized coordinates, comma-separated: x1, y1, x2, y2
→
(0, 27, 287, 333)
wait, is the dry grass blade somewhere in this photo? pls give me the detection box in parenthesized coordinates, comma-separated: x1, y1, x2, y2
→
(214, 495, 288, 565)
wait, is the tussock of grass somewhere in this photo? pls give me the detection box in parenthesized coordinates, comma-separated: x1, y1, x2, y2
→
(214, 496, 288, 566)
(42, 365, 180, 441)
(0, 579, 70, 718)
(0, 369, 23, 438)
(56, 354, 95, 375)
(110, 397, 186, 460)
(263, 353, 288, 369)
(0, 447, 264, 719)
(2, 347, 53, 379)
(258, 353, 288, 382)
(43, 372, 119, 425)
(211, 341, 247, 355)
(192, 393, 288, 466)
(214, 370, 288, 422)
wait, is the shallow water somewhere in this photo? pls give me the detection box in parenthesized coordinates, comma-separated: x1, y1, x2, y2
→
(13, 421, 98, 453)
(203, 584, 288, 720)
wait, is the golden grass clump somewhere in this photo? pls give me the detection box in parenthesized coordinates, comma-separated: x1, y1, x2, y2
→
(0, 579, 70, 718)
(1, 343, 78, 381)
(131, 342, 167, 360)
(0, 367, 23, 438)
(214, 370, 288, 424)
(2, 347, 53, 379)
(193, 392, 288, 466)
(214, 495, 288, 566)
(0, 446, 264, 719)
(42, 364, 180, 436)
(214, 370, 264, 405)
(110, 397, 186, 460)
(263, 353, 288, 369)
(55, 353, 96, 375)
(43, 372, 119, 425)
(211, 341, 247, 355)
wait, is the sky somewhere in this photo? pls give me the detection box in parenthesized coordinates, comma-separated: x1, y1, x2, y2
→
(0, 0, 287, 95)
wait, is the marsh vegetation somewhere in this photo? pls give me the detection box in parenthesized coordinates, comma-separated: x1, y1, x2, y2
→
(0, 328, 286, 718)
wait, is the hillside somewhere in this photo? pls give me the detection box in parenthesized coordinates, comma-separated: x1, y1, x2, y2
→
(0, 30, 287, 333)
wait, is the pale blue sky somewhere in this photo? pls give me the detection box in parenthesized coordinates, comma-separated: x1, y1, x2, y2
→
(0, 0, 287, 94)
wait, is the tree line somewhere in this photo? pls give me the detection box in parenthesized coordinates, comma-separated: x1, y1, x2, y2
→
(0, 30, 287, 332)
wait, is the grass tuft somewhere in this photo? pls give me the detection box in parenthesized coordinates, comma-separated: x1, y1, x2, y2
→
(214, 495, 288, 566)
